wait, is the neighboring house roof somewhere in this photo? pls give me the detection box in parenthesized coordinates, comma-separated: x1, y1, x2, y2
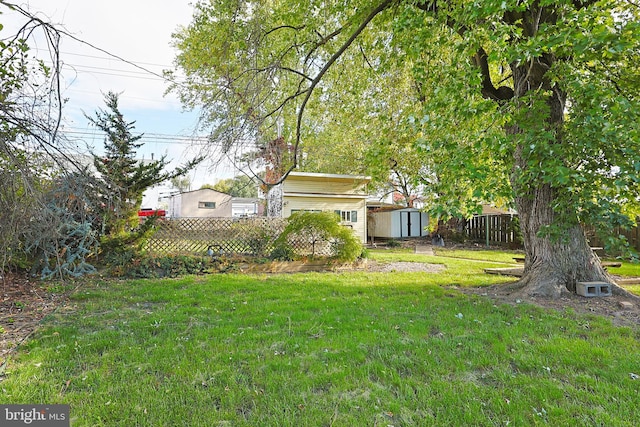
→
(231, 197, 260, 203)
(481, 204, 517, 215)
(175, 188, 230, 197)
(283, 172, 371, 198)
(286, 171, 371, 182)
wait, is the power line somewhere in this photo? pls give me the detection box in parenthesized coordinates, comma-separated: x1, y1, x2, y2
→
(58, 50, 172, 68)
(11, 11, 188, 88)
(58, 28, 185, 87)
(60, 87, 185, 107)
(60, 128, 218, 146)
(25, 56, 172, 82)
(65, 68, 166, 81)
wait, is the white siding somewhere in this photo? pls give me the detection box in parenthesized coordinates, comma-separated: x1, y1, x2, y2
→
(369, 209, 429, 238)
(170, 189, 233, 217)
(283, 197, 367, 243)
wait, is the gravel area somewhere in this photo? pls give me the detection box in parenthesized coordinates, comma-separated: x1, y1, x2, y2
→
(366, 261, 445, 273)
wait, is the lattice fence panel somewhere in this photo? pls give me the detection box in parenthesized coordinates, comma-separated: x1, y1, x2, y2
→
(145, 217, 335, 257)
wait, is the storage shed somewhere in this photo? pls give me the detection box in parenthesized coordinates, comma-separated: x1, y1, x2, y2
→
(368, 207, 429, 239)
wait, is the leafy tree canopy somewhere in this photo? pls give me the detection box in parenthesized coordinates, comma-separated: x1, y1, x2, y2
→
(209, 175, 258, 198)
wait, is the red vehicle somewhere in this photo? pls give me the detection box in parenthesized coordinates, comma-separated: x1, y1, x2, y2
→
(137, 209, 166, 221)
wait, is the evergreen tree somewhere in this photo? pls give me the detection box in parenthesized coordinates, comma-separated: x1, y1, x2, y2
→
(88, 91, 200, 238)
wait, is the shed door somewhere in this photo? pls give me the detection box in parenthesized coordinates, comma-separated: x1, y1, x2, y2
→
(400, 211, 411, 237)
(410, 212, 422, 237)
(400, 211, 424, 237)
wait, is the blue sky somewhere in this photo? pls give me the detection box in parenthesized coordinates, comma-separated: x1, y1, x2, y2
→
(3, 0, 236, 196)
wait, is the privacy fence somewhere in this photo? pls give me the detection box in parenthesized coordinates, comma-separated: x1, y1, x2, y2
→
(464, 214, 640, 252)
(465, 214, 522, 246)
(584, 224, 640, 253)
(144, 217, 334, 257)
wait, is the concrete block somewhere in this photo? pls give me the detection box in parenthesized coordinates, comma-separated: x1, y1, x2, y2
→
(597, 283, 612, 297)
(576, 281, 611, 297)
(576, 282, 599, 297)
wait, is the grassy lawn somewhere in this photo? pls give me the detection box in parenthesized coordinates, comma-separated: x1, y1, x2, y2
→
(2, 250, 640, 425)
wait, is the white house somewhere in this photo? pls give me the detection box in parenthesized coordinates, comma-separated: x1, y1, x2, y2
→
(231, 198, 262, 217)
(282, 172, 371, 243)
(167, 188, 232, 218)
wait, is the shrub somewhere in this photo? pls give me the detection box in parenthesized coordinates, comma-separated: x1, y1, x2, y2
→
(239, 219, 282, 257)
(269, 244, 295, 261)
(386, 239, 401, 248)
(275, 211, 363, 262)
(106, 253, 213, 278)
(26, 172, 101, 279)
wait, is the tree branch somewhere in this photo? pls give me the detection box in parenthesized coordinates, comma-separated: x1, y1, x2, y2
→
(472, 47, 514, 102)
(282, 0, 395, 186)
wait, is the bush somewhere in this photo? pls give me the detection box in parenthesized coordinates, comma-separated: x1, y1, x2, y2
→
(386, 239, 401, 248)
(106, 253, 214, 278)
(269, 244, 295, 261)
(26, 172, 101, 279)
(275, 211, 363, 262)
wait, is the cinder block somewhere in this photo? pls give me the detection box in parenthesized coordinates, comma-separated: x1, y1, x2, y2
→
(597, 283, 612, 297)
(576, 282, 598, 297)
(576, 281, 611, 297)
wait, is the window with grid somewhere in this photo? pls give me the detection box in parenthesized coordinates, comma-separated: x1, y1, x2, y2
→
(334, 210, 357, 222)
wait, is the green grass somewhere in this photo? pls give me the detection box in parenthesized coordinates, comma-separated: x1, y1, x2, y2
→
(606, 261, 640, 278)
(2, 251, 640, 425)
(424, 246, 640, 278)
(433, 247, 524, 264)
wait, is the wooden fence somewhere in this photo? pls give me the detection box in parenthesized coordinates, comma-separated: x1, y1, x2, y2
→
(144, 217, 334, 256)
(465, 214, 640, 252)
(584, 223, 640, 253)
(466, 214, 521, 246)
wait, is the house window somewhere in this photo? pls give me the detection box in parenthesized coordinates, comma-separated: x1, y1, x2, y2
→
(198, 201, 216, 209)
(334, 210, 357, 222)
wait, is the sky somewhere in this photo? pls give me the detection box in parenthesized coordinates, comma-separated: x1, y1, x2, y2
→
(2, 0, 235, 205)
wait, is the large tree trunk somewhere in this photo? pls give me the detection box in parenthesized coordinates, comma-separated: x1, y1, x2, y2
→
(509, 63, 609, 298)
(515, 183, 609, 298)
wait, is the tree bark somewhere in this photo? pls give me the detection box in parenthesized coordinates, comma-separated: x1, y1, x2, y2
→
(266, 184, 283, 218)
(509, 64, 609, 298)
(514, 183, 609, 298)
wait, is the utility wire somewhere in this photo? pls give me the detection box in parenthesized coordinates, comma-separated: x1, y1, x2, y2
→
(60, 128, 217, 146)
(4, 1, 188, 88)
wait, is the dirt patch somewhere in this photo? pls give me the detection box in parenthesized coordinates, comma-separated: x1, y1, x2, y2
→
(458, 281, 640, 327)
(1, 272, 70, 366)
(366, 260, 445, 273)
